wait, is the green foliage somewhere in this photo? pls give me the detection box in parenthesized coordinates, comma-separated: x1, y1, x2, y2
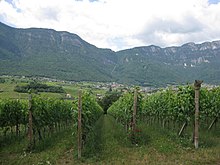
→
(98, 91, 122, 114)
(142, 85, 195, 123)
(108, 85, 220, 138)
(31, 96, 72, 132)
(108, 90, 142, 131)
(72, 91, 103, 143)
(0, 78, 5, 83)
(0, 96, 73, 147)
(108, 92, 134, 128)
(0, 99, 28, 129)
(14, 82, 64, 93)
(200, 87, 220, 120)
(141, 85, 220, 128)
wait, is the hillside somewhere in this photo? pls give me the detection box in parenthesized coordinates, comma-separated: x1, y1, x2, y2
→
(116, 42, 220, 85)
(0, 22, 116, 82)
(0, 22, 220, 86)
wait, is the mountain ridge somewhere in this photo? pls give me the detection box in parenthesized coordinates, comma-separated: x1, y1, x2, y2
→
(0, 22, 220, 86)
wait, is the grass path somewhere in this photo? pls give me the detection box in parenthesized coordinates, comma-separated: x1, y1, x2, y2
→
(84, 114, 129, 159)
(56, 114, 131, 164)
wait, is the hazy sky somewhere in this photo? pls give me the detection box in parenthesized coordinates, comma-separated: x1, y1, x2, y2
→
(0, 0, 220, 51)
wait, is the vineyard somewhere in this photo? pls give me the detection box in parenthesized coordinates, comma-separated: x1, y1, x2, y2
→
(109, 85, 220, 138)
(1, 82, 220, 164)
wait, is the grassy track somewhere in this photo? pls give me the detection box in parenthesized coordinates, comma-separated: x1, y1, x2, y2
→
(83, 115, 129, 159)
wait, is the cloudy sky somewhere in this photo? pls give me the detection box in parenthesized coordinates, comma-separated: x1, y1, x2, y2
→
(0, 0, 220, 51)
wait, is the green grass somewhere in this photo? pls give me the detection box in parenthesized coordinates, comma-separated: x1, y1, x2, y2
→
(62, 85, 79, 97)
(0, 83, 28, 99)
(0, 128, 75, 165)
(0, 81, 68, 99)
(134, 122, 220, 165)
(0, 83, 64, 99)
(0, 77, 107, 99)
(56, 116, 220, 165)
(39, 92, 65, 99)
(82, 115, 130, 160)
(1, 116, 220, 165)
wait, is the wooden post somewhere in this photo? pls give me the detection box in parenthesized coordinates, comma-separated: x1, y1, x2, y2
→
(132, 88, 138, 132)
(208, 117, 217, 131)
(194, 80, 203, 149)
(178, 122, 187, 136)
(28, 93, 33, 150)
(77, 90, 82, 159)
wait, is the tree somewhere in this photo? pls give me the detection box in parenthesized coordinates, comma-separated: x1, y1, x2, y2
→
(0, 78, 5, 83)
(98, 91, 122, 114)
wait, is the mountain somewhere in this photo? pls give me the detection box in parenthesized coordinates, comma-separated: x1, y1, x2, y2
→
(0, 22, 220, 86)
(115, 41, 220, 86)
(0, 22, 117, 82)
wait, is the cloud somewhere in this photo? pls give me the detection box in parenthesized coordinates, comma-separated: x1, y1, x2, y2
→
(136, 14, 206, 47)
(38, 7, 59, 21)
(0, 0, 220, 50)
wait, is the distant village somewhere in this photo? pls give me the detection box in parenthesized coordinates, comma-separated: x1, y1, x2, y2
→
(1, 75, 219, 100)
